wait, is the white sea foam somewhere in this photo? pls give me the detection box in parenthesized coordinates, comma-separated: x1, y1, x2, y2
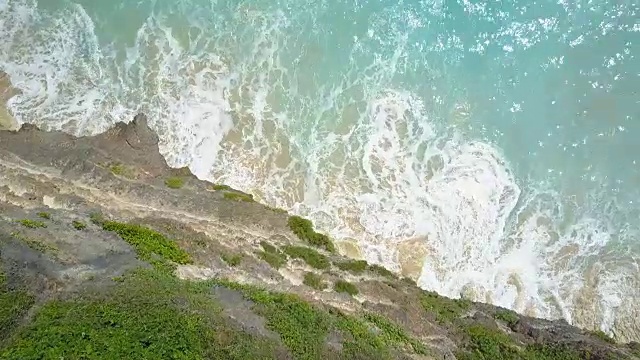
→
(0, 0, 235, 175)
(1, 0, 638, 341)
(0, 0, 112, 132)
(126, 17, 234, 176)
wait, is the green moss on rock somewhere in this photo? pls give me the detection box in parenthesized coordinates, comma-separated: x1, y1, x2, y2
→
(0, 269, 35, 341)
(72, 220, 87, 231)
(363, 313, 428, 355)
(260, 241, 278, 254)
(335, 259, 368, 274)
(89, 212, 105, 226)
(591, 330, 615, 344)
(101, 221, 192, 269)
(303, 272, 327, 290)
(109, 163, 125, 175)
(457, 324, 587, 360)
(164, 177, 185, 189)
(334, 312, 387, 359)
(333, 259, 396, 279)
(460, 324, 520, 359)
(1, 269, 279, 360)
(211, 184, 232, 191)
(17, 219, 46, 229)
(257, 241, 288, 269)
(36, 212, 51, 220)
(214, 280, 428, 360)
(266, 206, 288, 214)
(216, 281, 330, 360)
(287, 216, 335, 253)
(420, 291, 471, 323)
(223, 192, 254, 202)
(109, 163, 135, 179)
(10, 232, 57, 254)
(401, 277, 417, 287)
(494, 309, 519, 328)
(221, 253, 243, 267)
(283, 245, 329, 270)
(367, 264, 395, 279)
(334, 280, 358, 296)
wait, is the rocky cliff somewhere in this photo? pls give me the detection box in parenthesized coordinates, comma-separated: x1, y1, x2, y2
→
(0, 115, 638, 359)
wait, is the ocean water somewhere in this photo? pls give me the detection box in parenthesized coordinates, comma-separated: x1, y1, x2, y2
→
(1, 0, 639, 340)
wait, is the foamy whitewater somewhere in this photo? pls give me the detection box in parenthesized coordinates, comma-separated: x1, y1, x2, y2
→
(1, 0, 639, 341)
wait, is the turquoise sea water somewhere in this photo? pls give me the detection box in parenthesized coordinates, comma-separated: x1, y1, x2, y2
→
(1, 0, 639, 340)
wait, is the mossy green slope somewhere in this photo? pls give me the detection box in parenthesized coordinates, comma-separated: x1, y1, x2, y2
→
(0, 268, 35, 342)
(0, 221, 430, 360)
(1, 269, 279, 360)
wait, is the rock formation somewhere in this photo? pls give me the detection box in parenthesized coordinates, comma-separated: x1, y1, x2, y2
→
(0, 116, 638, 359)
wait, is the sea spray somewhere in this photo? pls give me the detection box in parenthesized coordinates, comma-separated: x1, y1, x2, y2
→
(1, 0, 638, 341)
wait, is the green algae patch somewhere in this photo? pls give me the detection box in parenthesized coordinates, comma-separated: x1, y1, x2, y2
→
(334, 280, 358, 296)
(101, 221, 192, 268)
(287, 215, 335, 253)
(260, 241, 278, 254)
(303, 272, 327, 290)
(283, 245, 329, 270)
(209, 184, 255, 203)
(257, 251, 287, 269)
(89, 212, 105, 226)
(109, 163, 135, 179)
(401, 277, 418, 287)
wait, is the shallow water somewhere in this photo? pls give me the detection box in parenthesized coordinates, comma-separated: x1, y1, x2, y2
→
(1, 0, 639, 340)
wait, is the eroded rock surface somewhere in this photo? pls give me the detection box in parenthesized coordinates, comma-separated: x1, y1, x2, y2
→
(0, 116, 638, 359)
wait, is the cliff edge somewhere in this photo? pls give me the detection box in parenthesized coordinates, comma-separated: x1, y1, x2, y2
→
(0, 115, 638, 359)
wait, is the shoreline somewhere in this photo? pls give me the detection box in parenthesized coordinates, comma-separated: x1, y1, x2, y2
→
(0, 71, 18, 131)
(0, 107, 18, 131)
(0, 115, 637, 358)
